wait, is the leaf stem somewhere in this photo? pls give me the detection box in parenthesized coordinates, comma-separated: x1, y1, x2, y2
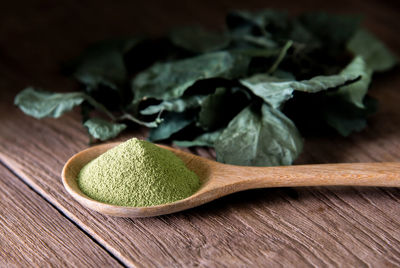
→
(84, 95, 116, 121)
(268, 40, 293, 74)
(118, 113, 158, 128)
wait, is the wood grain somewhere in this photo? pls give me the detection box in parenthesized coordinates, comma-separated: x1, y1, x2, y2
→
(0, 164, 122, 267)
(1, 60, 400, 267)
(1, 0, 400, 267)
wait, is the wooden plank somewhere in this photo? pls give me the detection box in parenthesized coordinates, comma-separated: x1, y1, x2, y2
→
(1, 0, 400, 267)
(0, 164, 122, 267)
(2, 64, 400, 267)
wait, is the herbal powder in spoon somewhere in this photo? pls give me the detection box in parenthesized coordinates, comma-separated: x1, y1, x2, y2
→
(78, 138, 200, 207)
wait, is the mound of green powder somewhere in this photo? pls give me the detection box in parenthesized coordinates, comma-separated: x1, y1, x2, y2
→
(78, 138, 200, 207)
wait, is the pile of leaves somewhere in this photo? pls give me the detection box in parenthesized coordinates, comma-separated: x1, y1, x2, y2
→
(15, 10, 397, 166)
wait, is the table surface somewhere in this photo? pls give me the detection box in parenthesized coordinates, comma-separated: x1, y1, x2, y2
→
(1, 0, 400, 267)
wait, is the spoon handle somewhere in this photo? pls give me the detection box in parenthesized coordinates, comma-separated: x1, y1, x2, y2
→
(224, 162, 400, 189)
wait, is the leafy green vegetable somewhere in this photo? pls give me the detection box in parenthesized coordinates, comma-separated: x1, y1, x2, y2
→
(348, 29, 397, 72)
(14, 87, 155, 133)
(140, 95, 206, 115)
(334, 56, 372, 108)
(14, 87, 117, 120)
(148, 112, 194, 141)
(268, 40, 293, 74)
(198, 87, 252, 130)
(299, 12, 361, 50)
(174, 130, 222, 147)
(285, 19, 316, 45)
(198, 88, 228, 129)
(84, 118, 127, 141)
(320, 29, 397, 133)
(66, 38, 143, 91)
(14, 9, 397, 166)
(285, 74, 360, 93)
(323, 96, 378, 136)
(14, 87, 86, 119)
(239, 75, 293, 108)
(240, 73, 360, 108)
(226, 9, 288, 48)
(132, 51, 250, 103)
(230, 47, 280, 58)
(215, 104, 303, 166)
(118, 113, 159, 128)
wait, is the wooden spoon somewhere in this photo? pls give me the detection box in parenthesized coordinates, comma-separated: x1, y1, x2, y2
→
(62, 142, 400, 218)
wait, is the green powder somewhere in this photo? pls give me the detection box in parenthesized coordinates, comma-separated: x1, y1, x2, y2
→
(78, 138, 200, 207)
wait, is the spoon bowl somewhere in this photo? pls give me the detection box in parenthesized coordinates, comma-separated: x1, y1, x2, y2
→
(62, 142, 400, 217)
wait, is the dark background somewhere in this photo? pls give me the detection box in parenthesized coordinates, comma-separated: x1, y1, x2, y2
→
(1, 0, 399, 95)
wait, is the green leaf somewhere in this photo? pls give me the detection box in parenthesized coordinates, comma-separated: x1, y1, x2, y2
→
(14, 87, 86, 119)
(15, 87, 117, 121)
(227, 9, 289, 31)
(287, 19, 318, 45)
(289, 74, 361, 92)
(148, 112, 194, 141)
(239, 74, 293, 109)
(347, 29, 397, 72)
(240, 73, 359, 109)
(84, 118, 126, 141)
(140, 95, 207, 115)
(273, 69, 296, 80)
(299, 12, 361, 49)
(231, 35, 277, 49)
(324, 114, 366, 136)
(226, 10, 293, 51)
(227, 10, 288, 46)
(67, 37, 143, 90)
(268, 40, 293, 73)
(323, 96, 377, 136)
(334, 56, 372, 108)
(198, 88, 228, 129)
(198, 87, 252, 130)
(170, 26, 231, 53)
(118, 113, 158, 128)
(132, 51, 250, 103)
(230, 47, 280, 58)
(215, 104, 303, 166)
(173, 129, 222, 147)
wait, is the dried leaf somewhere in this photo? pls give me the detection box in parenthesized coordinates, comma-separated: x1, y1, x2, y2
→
(215, 104, 303, 166)
(132, 51, 250, 103)
(84, 118, 127, 141)
(15, 87, 86, 119)
(174, 130, 222, 147)
(148, 112, 194, 141)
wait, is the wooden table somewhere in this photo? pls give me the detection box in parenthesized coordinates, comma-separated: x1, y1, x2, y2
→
(1, 0, 400, 266)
